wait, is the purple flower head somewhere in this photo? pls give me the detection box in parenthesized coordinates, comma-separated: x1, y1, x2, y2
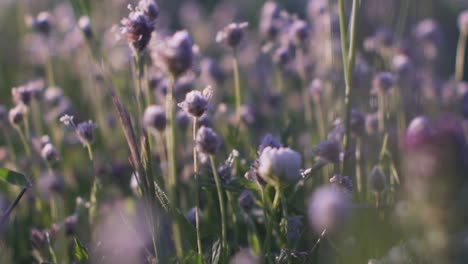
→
(238, 190, 255, 211)
(314, 140, 341, 163)
(368, 166, 386, 193)
(178, 87, 212, 118)
(152, 30, 194, 77)
(289, 20, 309, 46)
(371, 72, 395, 95)
(121, 9, 155, 53)
(258, 146, 302, 185)
(216, 22, 249, 48)
(143, 105, 166, 132)
(196, 126, 221, 155)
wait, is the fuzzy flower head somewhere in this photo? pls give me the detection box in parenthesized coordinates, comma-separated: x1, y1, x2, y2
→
(257, 146, 302, 186)
(151, 30, 194, 77)
(178, 86, 213, 118)
(238, 190, 255, 211)
(330, 174, 353, 193)
(458, 10, 468, 35)
(78, 16, 93, 39)
(314, 140, 342, 164)
(308, 186, 351, 234)
(137, 0, 159, 21)
(371, 72, 395, 95)
(196, 126, 221, 155)
(121, 1, 158, 53)
(143, 105, 166, 132)
(259, 1, 282, 41)
(76, 121, 98, 146)
(216, 22, 249, 48)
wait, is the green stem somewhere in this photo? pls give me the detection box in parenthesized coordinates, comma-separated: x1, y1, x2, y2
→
(193, 118, 204, 261)
(14, 125, 31, 156)
(166, 75, 183, 259)
(456, 33, 467, 82)
(378, 93, 385, 133)
(339, 0, 359, 175)
(2, 128, 16, 162)
(233, 49, 242, 124)
(209, 155, 227, 257)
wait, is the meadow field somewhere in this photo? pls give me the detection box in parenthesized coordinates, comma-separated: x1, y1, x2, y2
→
(1, 0, 468, 263)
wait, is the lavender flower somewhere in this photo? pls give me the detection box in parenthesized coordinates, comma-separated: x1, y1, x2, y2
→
(330, 174, 353, 193)
(216, 22, 249, 48)
(196, 126, 221, 155)
(229, 249, 260, 264)
(178, 86, 212, 118)
(25, 12, 51, 35)
(121, 2, 157, 53)
(143, 105, 166, 132)
(314, 140, 341, 163)
(186, 207, 204, 227)
(78, 16, 93, 39)
(151, 30, 194, 77)
(289, 19, 309, 46)
(137, 0, 159, 22)
(259, 1, 281, 41)
(76, 121, 98, 146)
(371, 72, 395, 95)
(41, 142, 59, 163)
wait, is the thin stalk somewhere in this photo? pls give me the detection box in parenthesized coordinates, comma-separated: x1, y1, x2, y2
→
(165, 75, 183, 259)
(46, 232, 58, 264)
(0, 188, 28, 228)
(281, 193, 290, 250)
(377, 93, 385, 133)
(45, 59, 55, 88)
(355, 138, 363, 198)
(315, 99, 326, 140)
(192, 118, 203, 260)
(209, 155, 227, 257)
(339, 0, 359, 174)
(259, 185, 272, 258)
(232, 49, 242, 123)
(132, 54, 144, 122)
(32, 100, 43, 136)
(86, 145, 99, 225)
(14, 125, 31, 156)
(456, 33, 467, 82)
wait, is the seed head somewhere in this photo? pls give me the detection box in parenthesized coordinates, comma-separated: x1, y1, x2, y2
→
(368, 166, 386, 193)
(308, 186, 351, 234)
(459, 10, 468, 35)
(143, 105, 166, 132)
(238, 190, 255, 211)
(196, 126, 221, 155)
(76, 121, 97, 146)
(216, 22, 249, 48)
(152, 30, 194, 77)
(258, 146, 302, 186)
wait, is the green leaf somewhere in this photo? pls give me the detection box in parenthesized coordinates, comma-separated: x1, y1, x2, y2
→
(0, 168, 31, 188)
(73, 237, 89, 262)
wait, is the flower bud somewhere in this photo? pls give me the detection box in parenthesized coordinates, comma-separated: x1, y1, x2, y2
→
(65, 214, 78, 236)
(289, 20, 309, 46)
(121, 10, 154, 52)
(196, 126, 221, 155)
(330, 174, 353, 193)
(178, 90, 209, 118)
(30, 228, 46, 250)
(8, 105, 26, 125)
(368, 166, 386, 193)
(143, 105, 166, 132)
(138, 0, 159, 22)
(176, 110, 191, 130)
(41, 143, 59, 162)
(76, 121, 97, 146)
(371, 72, 395, 95)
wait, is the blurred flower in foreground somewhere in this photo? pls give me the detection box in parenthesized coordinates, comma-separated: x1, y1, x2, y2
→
(308, 185, 351, 234)
(151, 30, 194, 77)
(229, 248, 259, 264)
